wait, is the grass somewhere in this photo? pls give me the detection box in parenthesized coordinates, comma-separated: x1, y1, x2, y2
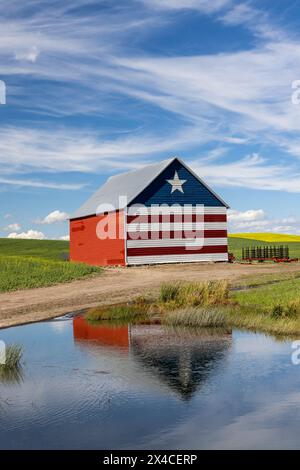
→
(163, 302, 300, 336)
(85, 281, 230, 326)
(0, 238, 102, 292)
(86, 301, 151, 324)
(163, 307, 227, 328)
(232, 277, 300, 309)
(159, 280, 229, 308)
(228, 235, 300, 260)
(226, 306, 300, 337)
(226, 278, 300, 335)
(0, 344, 23, 383)
(85, 278, 300, 337)
(3, 344, 23, 369)
(231, 271, 300, 289)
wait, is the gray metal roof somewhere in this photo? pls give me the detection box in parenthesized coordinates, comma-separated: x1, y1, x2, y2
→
(70, 156, 229, 220)
(71, 158, 174, 219)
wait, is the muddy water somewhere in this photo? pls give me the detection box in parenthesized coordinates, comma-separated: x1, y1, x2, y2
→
(0, 315, 299, 449)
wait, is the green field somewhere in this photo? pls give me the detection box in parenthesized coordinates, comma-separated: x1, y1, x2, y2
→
(228, 235, 300, 260)
(230, 232, 300, 243)
(1, 234, 300, 294)
(0, 238, 69, 261)
(233, 278, 300, 309)
(0, 238, 102, 292)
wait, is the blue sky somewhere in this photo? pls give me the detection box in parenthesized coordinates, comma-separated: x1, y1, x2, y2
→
(1, 0, 300, 239)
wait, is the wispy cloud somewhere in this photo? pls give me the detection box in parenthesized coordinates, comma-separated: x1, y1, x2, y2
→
(190, 153, 300, 193)
(140, 0, 232, 14)
(2, 222, 21, 232)
(0, 176, 85, 190)
(1, 0, 300, 199)
(0, 124, 214, 174)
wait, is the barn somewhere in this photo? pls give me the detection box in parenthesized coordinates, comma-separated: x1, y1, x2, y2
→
(69, 157, 229, 266)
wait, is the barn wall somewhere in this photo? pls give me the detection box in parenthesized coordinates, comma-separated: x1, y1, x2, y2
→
(70, 210, 126, 266)
(126, 207, 228, 265)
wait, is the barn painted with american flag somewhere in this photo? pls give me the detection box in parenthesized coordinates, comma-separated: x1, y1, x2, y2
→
(69, 157, 229, 266)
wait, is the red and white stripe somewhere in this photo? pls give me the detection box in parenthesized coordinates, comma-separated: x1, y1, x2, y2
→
(126, 206, 228, 265)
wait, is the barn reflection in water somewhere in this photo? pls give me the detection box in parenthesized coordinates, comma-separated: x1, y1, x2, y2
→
(73, 316, 232, 400)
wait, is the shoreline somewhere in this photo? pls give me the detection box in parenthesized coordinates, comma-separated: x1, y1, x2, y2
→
(1, 262, 300, 329)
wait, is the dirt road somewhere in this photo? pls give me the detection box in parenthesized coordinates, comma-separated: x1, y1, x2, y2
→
(1, 262, 300, 329)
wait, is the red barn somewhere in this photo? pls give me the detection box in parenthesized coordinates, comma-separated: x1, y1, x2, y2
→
(69, 157, 229, 266)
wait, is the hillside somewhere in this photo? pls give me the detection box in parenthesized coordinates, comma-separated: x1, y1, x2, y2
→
(0, 238, 69, 261)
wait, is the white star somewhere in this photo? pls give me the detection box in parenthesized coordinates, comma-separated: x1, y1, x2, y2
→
(166, 171, 187, 193)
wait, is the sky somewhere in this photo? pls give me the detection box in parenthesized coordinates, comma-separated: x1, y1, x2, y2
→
(1, 0, 300, 239)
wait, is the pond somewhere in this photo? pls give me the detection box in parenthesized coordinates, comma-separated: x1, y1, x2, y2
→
(0, 314, 299, 449)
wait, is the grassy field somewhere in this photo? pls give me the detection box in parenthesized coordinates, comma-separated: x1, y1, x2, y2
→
(232, 277, 300, 309)
(0, 238, 102, 292)
(229, 232, 300, 243)
(228, 235, 300, 260)
(0, 238, 69, 261)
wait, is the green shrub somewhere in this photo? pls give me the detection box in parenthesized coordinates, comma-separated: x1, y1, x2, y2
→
(159, 283, 180, 303)
(285, 300, 300, 318)
(4, 344, 23, 369)
(0, 344, 23, 383)
(271, 301, 300, 319)
(85, 303, 149, 323)
(159, 280, 229, 308)
(271, 304, 284, 318)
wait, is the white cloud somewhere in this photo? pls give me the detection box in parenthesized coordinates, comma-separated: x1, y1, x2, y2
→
(228, 209, 265, 223)
(39, 210, 69, 224)
(7, 229, 45, 240)
(59, 235, 70, 241)
(3, 222, 21, 232)
(231, 220, 270, 229)
(228, 208, 300, 234)
(4, 213, 12, 219)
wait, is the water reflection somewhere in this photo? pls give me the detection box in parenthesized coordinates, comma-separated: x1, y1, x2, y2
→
(0, 315, 297, 449)
(73, 316, 129, 349)
(130, 325, 231, 400)
(0, 365, 23, 385)
(73, 317, 232, 400)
